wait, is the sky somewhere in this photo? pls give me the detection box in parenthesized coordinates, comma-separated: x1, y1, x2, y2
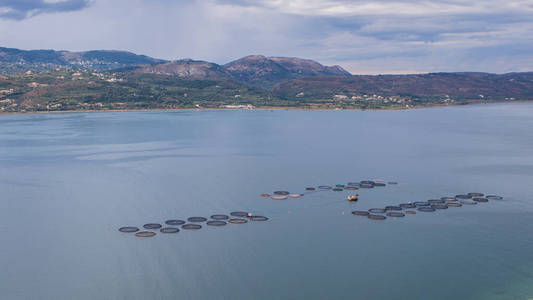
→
(1, 0, 533, 74)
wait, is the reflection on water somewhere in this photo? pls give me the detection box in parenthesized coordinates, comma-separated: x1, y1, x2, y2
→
(1, 104, 533, 299)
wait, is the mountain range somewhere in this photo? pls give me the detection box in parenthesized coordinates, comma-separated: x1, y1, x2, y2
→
(1, 46, 533, 112)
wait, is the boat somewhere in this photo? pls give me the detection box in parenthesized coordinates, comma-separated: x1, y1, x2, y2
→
(348, 194, 359, 201)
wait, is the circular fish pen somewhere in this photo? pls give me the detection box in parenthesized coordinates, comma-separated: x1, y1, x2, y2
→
(374, 182, 386, 187)
(230, 211, 249, 217)
(160, 227, 179, 233)
(135, 231, 156, 238)
(388, 181, 398, 185)
(345, 186, 359, 190)
(211, 214, 229, 220)
(386, 212, 405, 217)
(404, 210, 416, 214)
(187, 217, 207, 223)
(447, 202, 462, 207)
(460, 200, 477, 205)
(431, 204, 448, 209)
(347, 182, 360, 187)
(318, 185, 332, 190)
(486, 195, 503, 200)
(206, 220, 227, 226)
(119, 226, 139, 233)
(260, 194, 271, 198)
(271, 195, 288, 200)
(351, 211, 370, 216)
(250, 216, 269, 221)
(332, 188, 343, 192)
(417, 207, 436, 212)
(368, 208, 386, 213)
(359, 183, 374, 188)
(468, 192, 484, 197)
(143, 223, 162, 230)
(289, 194, 302, 198)
(273, 191, 290, 195)
(305, 187, 316, 191)
(441, 197, 456, 202)
(399, 203, 416, 209)
(182, 224, 202, 230)
(368, 214, 386, 220)
(385, 206, 402, 211)
(414, 202, 430, 207)
(360, 180, 375, 185)
(456, 194, 472, 199)
(228, 218, 248, 224)
(428, 199, 445, 204)
(165, 220, 185, 226)
(473, 197, 489, 203)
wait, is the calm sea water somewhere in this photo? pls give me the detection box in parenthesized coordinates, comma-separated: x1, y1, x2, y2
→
(1, 104, 533, 299)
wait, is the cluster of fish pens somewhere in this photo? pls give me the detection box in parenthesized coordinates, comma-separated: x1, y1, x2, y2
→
(119, 212, 269, 238)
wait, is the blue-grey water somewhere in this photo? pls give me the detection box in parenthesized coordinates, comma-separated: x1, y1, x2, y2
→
(1, 104, 533, 299)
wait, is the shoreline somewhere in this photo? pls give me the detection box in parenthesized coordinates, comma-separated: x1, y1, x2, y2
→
(0, 100, 528, 115)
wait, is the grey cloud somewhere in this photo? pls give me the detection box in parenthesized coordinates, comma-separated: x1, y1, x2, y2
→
(0, 0, 91, 20)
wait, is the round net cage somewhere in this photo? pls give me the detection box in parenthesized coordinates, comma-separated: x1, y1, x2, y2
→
(160, 227, 179, 233)
(473, 197, 489, 203)
(360, 183, 374, 188)
(182, 224, 202, 230)
(404, 210, 416, 214)
(441, 197, 456, 202)
(332, 188, 344, 192)
(360, 180, 375, 185)
(414, 202, 430, 207)
(460, 200, 477, 205)
(289, 194, 302, 198)
(417, 207, 436, 212)
(305, 187, 316, 191)
(385, 206, 402, 211)
(211, 214, 229, 220)
(135, 231, 156, 237)
(368, 208, 386, 213)
(165, 220, 185, 226)
(428, 199, 445, 204)
(352, 211, 370, 216)
(468, 192, 484, 197)
(143, 223, 162, 230)
(374, 182, 386, 187)
(447, 202, 462, 207)
(273, 191, 290, 195)
(486, 195, 503, 200)
(345, 186, 359, 190)
(260, 194, 271, 198)
(318, 185, 332, 190)
(228, 218, 248, 224)
(119, 226, 139, 233)
(271, 195, 288, 200)
(206, 220, 227, 226)
(187, 217, 207, 223)
(250, 216, 269, 221)
(368, 214, 386, 220)
(230, 211, 249, 217)
(399, 203, 416, 209)
(388, 181, 398, 185)
(431, 204, 448, 209)
(456, 194, 472, 199)
(386, 212, 405, 217)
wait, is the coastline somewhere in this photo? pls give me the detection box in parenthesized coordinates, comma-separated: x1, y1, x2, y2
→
(0, 99, 528, 115)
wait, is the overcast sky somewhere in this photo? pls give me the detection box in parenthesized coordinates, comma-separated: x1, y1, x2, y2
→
(1, 0, 533, 74)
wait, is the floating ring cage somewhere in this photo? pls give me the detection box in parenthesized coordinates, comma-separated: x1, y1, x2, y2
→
(230, 211, 249, 217)
(345, 186, 359, 190)
(250, 216, 268, 221)
(456, 194, 472, 199)
(388, 181, 398, 185)
(165, 220, 185, 226)
(417, 207, 436, 212)
(135, 231, 156, 237)
(374, 182, 386, 187)
(431, 204, 448, 209)
(428, 199, 445, 204)
(441, 197, 456, 202)
(143, 223, 162, 229)
(289, 194, 302, 198)
(260, 194, 271, 198)
(318, 185, 332, 190)
(273, 191, 290, 195)
(368, 214, 386, 220)
(182, 224, 202, 230)
(211, 214, 229, 220)
(399, 203, 416, 209)
(119, 226, 139, 233)
(187, 217, 207, 222)
(332, 188, 343, 192)
(385, 206, 402, 211)
(404, 210, 416, 214)
(447, 202, 462, 207)
(414, 202, 430, 207)
(271, 195, 288, 200)
(359, 183, 374, 188)
(486, 195, 503, 200)
(360, 180, 375, 185)
(160, 227, 179, 233)
(468, 192, 484, 197)
(386, 212, 405, 217)
(352, 211, 370, 216)
(228, 218, 248, 224)
(206, 220, 227, 226)
(305, 187, 316, 191)
(460, 200, 477, 205)
(473, 197, 488, 203)
(347, 182, 360, 187)
(368, 208, 386, 213)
